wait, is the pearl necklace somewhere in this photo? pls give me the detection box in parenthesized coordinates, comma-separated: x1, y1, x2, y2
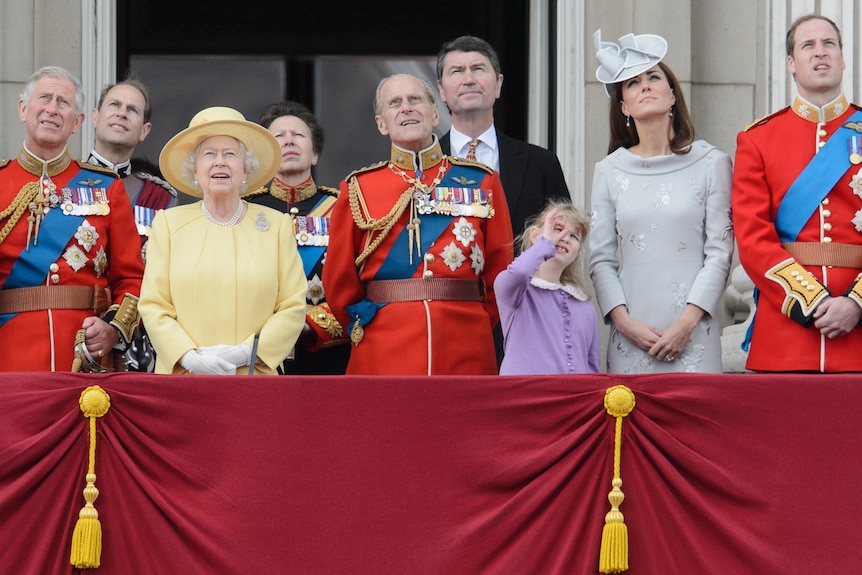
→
(201, 200, 245, 226)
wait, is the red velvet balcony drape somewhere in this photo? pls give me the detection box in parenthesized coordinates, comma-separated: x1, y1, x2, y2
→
(1, 372, 860, 574)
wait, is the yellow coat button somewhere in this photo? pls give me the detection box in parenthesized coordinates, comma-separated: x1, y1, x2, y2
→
(824, 223, 832, 231)
(423, 270, 434, 279)
(824, 236, 833, 243)
(823, 209, 831, 218)
(50, 274, 60, 284)
(49, 263, 59, 273)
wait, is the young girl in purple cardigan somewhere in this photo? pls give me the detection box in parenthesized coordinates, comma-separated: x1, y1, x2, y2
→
(496, 202, 600, 375)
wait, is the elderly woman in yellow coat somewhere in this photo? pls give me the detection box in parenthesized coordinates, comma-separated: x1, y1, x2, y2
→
(139, 107, 306, 374)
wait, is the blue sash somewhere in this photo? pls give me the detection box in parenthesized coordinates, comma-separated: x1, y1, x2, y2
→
(775, 110, 862, 242)
(376, 214, 450, 279)
(348, 163, 491, 329)
(376, 163, 486, 279)
(299, 246, 325, 277)
(0, 167, 106, 326)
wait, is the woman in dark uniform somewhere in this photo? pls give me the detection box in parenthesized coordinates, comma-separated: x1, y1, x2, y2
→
(246, 101, 350, 374)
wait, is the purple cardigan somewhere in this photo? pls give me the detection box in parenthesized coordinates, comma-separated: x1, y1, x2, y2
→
(496, 237, 600, 375)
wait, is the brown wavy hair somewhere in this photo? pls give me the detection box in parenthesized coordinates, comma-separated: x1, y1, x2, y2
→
(605, 62, 694, 155)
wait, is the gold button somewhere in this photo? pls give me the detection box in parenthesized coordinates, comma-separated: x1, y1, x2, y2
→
(824, 223, 832, 231)
(801, 280, 809, 286)
(824, 236, 833, 243)
(819, 129, 827, 137)
(424, 253, 435, 263)
(49, 263, 59, 272)
(823, 209, 831, 218)
(423, 270, 434, 279)
(807, 285, 815, 291)
(818, 141, 826, 148)
(822, 198, 830, 205)
(50, 274, 60, 284)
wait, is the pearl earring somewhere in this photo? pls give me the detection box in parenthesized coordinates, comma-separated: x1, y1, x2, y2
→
(669, 106, 674, 117)
(625, 115, 630, 127)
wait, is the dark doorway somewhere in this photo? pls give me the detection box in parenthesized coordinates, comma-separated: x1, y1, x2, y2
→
(116, 0, 530, 185)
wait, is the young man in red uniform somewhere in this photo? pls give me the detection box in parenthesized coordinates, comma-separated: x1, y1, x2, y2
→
(0, 66, 143, 371)
(324, 74, 513, 375)
(732, 15, 862, 372)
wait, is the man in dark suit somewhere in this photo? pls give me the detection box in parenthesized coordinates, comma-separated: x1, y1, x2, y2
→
(436, 35, 571, 239)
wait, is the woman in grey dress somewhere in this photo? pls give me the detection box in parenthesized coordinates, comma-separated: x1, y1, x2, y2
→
(589, 30, 733, 374)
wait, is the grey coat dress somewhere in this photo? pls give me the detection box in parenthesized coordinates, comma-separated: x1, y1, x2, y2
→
(589, 140, 733, 374)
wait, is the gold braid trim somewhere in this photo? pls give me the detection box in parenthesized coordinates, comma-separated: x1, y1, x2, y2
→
(0, 181, 40, 246)
(348, 175, 414, 268)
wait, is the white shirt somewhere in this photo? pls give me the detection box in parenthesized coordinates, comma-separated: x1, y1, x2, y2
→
(449, 125, 499, 171)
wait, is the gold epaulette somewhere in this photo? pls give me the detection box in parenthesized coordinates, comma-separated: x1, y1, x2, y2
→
(137, 171, 177, 197)
(344, 160, 387, 181)
(241, 185, 269, 198)
(448, 155, 494, 174)
(744, 107, 790, 131)
(319, 185, 340, 198)
(75, 159, 120, 179)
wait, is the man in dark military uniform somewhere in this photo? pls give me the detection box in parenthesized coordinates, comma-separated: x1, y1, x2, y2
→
(87, 76, 176, 372)
(87, 76, 176, 256)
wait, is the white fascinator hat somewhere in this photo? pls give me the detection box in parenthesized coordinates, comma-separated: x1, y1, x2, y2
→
(594, 29, 668, 96)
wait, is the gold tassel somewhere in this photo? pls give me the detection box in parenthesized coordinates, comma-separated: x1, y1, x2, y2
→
(599, 385, 636, 574)
(70, 386, 111, 569)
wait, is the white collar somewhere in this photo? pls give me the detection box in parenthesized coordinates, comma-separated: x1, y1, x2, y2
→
(530, 276, 588, 301)
(449, 125, 498, 156)
(88, 149, 132, 178)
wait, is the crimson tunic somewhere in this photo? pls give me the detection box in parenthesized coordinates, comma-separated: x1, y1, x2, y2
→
(324, 140, 513, 375)
(0, 149, 144, 371)
(732, 95, 862, 372)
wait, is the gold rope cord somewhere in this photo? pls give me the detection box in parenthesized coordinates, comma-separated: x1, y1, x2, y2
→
(348, 176, 414, 268)
(0, 182, 40, 246)
(348, 160, 450, 268)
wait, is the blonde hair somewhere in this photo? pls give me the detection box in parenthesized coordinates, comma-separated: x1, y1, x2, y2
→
(517, 201, 591, 296)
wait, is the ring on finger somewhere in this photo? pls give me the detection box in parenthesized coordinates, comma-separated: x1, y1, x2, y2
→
(665, 355, 675, 362)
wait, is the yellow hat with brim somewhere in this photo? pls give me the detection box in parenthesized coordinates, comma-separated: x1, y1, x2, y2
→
(159, 106, 280, 198)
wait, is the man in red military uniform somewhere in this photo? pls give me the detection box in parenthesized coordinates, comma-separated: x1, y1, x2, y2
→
(733, 14, 862, 372)
(0, 66, 144, 372)
(324, 73, 513, 375)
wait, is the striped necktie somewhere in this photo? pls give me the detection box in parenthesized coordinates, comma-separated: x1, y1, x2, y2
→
(466, 138, 479, 161)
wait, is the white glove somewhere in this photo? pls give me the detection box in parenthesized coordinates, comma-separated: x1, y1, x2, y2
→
(180, 350, 237, 376)
(198, 344, 252, 367)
